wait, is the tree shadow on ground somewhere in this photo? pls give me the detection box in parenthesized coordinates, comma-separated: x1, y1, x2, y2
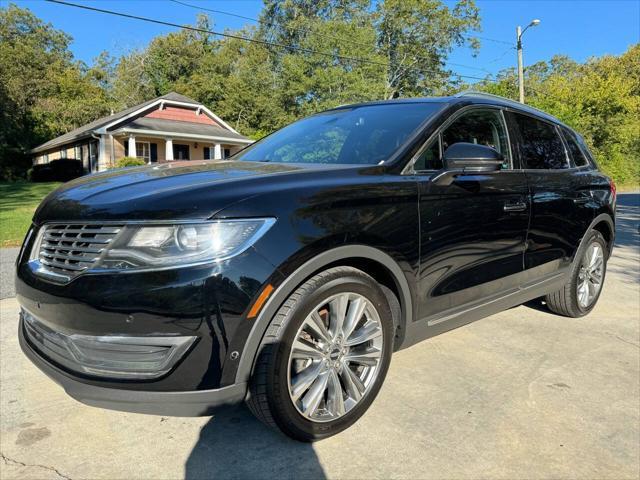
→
(185, 405, 325, 480)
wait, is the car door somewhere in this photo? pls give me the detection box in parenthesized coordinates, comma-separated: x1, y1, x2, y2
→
(505, 111, 595, 279)
(413, 106, 530, 329)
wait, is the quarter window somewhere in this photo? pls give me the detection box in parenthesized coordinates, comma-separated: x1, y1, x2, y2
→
(414, 108, 510, 171)
(511, 113, 568, 169)
(561, 127, 589, 167)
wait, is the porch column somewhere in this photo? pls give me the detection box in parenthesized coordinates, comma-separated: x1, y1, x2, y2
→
(214, 143, 222, 160)
(97, 134, 108, 171)
(165, 138, 174, 161)
(128, 135, 136, 159)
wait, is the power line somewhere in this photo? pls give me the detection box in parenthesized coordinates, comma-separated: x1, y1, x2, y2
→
(169, 0, 496, 74)
(46, 0, 389, 66)
(463, 33, 513, 46)
(46, 0, 492, 82)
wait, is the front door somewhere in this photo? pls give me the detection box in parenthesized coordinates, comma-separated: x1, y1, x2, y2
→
(173, 144, 190, 160)
(415, 107, 530, 332)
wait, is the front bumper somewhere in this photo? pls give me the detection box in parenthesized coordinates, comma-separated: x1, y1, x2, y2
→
(20, 314, 247, 416)
(15, 227, 285, 415)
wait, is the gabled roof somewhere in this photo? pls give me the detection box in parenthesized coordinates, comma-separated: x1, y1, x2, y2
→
(31, 92, 246, 153)
(114, 117, 251, 142)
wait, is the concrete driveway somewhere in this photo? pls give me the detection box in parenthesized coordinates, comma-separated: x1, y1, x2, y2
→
(1, 193, 638, 480)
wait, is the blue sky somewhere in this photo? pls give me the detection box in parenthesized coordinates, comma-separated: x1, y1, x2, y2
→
(8, 0, 640, 80)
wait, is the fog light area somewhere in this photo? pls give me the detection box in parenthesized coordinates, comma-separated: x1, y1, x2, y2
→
(22, 308, 196, 379)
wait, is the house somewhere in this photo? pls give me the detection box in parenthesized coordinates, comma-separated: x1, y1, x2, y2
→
(30, 92, 253, 172)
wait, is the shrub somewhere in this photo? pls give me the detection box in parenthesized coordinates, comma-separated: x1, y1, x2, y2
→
(115, 157, 147, 168)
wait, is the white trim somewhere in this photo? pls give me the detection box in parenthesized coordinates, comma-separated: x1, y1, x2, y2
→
(95, 98, 242, 136)
(112, 128, 253, 145)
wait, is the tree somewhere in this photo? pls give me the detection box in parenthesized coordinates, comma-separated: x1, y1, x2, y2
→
(0, 4, 113, 179)
(474, 45, 639, 186)
(375, 0, 480, 98)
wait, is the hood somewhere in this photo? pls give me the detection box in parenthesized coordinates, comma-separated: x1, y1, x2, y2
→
(33, 160, 350, 224)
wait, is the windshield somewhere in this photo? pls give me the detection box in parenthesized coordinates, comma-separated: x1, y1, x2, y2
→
(235, 103, 444, 165)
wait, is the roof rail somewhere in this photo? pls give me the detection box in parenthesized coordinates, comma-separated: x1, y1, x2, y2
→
(454, 90, 554, 118)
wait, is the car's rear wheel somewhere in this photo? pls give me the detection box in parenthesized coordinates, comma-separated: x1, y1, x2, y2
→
(545, 230, 608, 317)
(247, 266, 394, 441)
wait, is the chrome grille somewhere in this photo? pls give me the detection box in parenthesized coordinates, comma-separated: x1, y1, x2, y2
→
(36, 224, 123, 279)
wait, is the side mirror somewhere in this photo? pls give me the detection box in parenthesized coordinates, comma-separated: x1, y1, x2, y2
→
(432, 142, 504, 185)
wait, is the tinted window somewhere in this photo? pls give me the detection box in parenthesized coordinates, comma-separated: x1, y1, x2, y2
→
(236, 103, 443, 165)
(414, 108, 510, 171)
(561, 126, 589, 167)
(512, 113, 568, 169)
(414, 137, 441, 171)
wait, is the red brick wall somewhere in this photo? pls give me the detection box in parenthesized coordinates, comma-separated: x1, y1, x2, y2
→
(145, 106, 221, 127)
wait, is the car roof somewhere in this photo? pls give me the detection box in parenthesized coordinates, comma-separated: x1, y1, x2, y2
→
(330, 91, 569, 129)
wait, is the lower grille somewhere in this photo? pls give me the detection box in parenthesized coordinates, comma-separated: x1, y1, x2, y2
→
(22, 309, 196, 380)
(36, 224, 123, 280)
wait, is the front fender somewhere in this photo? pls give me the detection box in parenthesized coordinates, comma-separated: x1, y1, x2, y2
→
(234, 244, 414, 387)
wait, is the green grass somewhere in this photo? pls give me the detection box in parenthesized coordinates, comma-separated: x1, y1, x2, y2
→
(0, 182, 61, 247)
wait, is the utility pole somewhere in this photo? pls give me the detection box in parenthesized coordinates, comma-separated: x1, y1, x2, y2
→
(517, 26, 524, 104)
(516, 19, 540, 104)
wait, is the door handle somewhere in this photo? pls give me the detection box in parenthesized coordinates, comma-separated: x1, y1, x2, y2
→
(503, 201, 527, 212)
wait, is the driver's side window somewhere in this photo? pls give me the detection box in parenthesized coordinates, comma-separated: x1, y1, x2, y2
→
(414, 108, 511, 171)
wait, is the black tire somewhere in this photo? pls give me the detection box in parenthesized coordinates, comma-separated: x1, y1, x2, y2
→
(545, 230, 608, 317)
(246, 266, 394, 441)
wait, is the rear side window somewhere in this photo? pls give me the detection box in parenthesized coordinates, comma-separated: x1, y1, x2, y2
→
(561, 126, 590, 167)
(511, 112, 569, 170)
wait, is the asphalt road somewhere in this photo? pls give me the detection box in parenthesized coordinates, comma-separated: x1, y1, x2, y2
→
(1, 193, 638, 480)
(0, 248, 19, 300)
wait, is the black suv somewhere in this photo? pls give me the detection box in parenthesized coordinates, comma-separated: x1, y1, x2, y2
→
(16, 93, 616, 441)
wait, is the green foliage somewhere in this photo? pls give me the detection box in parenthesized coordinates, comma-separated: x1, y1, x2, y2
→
(115, 157, 146, 168)
(375, 0, 480, 98)
(0, 3, 113, 180)
(2, 2, 636, 187)
(473, 45, 640, 187)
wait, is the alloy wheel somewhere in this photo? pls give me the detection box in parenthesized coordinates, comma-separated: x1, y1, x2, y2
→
(287, 292, 384, 423)
(577, 241, 604, 309)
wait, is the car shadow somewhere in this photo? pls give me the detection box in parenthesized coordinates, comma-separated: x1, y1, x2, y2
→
(184, 405, 326, 480)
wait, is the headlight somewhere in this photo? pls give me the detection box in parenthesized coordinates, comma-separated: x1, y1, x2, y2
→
(93, 218, 275, 271)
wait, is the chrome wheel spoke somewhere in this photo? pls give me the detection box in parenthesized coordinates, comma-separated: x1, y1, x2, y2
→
(589, 245, 600, 267)
(291, 338, 324, 360)
(329, 295, 349, 340)
(305, 311, 331, 344)
(291, 362, 322, 402)
(340, 364, 365, 401)
(344, 347, 381, 366)
(302, 370, 330, 417)
(342, 297, 366, 341)
(345, 321, 382, 346)
(326, 369, 346, 417)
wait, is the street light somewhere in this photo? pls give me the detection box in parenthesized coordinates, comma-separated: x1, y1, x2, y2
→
(516, 19, 541, 104)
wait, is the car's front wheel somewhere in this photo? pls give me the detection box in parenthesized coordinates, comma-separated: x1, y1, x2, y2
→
(247, 266, 394, 441)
